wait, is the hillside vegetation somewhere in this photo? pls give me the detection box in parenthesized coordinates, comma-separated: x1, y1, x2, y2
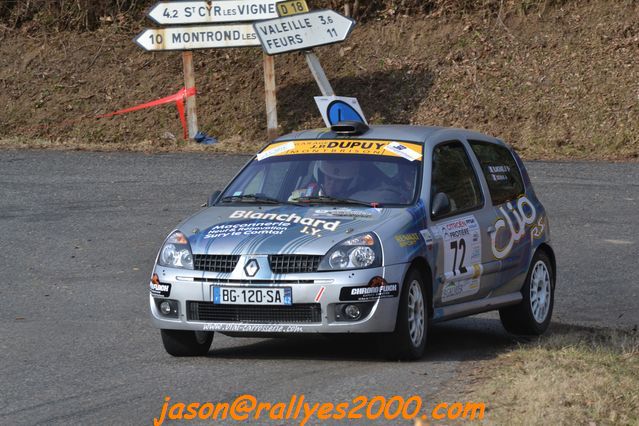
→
(0, 0, 637, 159)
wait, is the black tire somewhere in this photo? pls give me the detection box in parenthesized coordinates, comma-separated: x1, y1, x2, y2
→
(378, 268, 428, 360)
(499, 250, 554, 335)
(160, 329, 214, 357)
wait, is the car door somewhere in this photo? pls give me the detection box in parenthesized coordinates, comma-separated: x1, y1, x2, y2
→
(467, 139, 535, 294)
(426, 140, 501, 306)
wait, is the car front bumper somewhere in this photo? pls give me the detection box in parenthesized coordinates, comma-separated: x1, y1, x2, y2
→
(149, 263, 409, 334)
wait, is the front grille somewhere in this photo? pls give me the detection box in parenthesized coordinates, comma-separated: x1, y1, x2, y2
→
(193, 255, 240, 273)
(187, 302, 322, 323)
(269, 255, 322, 274)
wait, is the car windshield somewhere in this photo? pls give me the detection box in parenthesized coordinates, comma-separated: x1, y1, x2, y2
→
(221, 141, 423, 206)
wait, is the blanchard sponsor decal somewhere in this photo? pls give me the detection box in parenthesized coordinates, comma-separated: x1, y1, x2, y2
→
(150, 282, 171, 297)
(205, 222, 290, 239)
(339, 283, 399, 301)
(229, 210, 341, 231)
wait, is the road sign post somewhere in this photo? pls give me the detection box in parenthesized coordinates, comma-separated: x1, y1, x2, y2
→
(263, 53, 278, 140)
(182, 51, 198, 139)
(304, 51, 334, 96)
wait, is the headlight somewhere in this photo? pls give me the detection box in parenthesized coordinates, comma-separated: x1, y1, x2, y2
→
(157, 231, 194, 269)
(318, 233, 382, 271)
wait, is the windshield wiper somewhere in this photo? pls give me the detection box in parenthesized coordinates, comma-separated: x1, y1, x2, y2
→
(220, 194, 281, 204)
(293, 195, 379, 207)
(220, 194, 304, 206)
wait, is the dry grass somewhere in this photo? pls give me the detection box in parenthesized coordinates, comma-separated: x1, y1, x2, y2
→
(469, 326, 639, 425)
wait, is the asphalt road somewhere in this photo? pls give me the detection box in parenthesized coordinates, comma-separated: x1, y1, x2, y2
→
(1, 151, 637, 425)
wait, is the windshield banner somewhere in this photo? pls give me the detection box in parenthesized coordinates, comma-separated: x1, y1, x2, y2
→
(257, 140, 423, 161)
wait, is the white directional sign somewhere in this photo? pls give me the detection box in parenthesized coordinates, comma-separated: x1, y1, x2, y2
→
(147, 0, 279, 25)
(134, 24, 260, 51)
(253, 10, 355, 55)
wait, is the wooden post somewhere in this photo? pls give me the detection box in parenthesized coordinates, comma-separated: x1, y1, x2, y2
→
(181, 51, 198, 140)
(304, 51, 335, 96)
(263, 53, 278, 140)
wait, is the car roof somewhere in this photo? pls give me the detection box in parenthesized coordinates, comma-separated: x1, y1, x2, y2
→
(273, 124, 507, 150)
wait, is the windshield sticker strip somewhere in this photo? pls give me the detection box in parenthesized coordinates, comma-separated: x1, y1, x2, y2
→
(257, 141, 296, 161)
(257, 140, 423, 161)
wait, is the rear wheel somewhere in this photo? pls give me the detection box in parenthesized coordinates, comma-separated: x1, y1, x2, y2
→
(499, 251, 554, 335)
(378, 268, 428, 360)
(160, 329, 214, 356)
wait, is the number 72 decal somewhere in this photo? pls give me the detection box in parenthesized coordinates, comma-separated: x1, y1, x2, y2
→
(436, 216, 482, 302)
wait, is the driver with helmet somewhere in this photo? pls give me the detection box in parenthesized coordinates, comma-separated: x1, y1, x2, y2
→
(289, 160, 361, 201)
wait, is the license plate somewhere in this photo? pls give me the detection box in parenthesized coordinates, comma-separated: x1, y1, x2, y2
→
(212, 287, 292, 306)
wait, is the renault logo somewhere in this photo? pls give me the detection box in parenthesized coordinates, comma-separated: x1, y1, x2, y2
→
(244, 259, 259, 277)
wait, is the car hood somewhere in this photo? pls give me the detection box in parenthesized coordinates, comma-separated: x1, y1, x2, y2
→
(178, 205, 404, 255)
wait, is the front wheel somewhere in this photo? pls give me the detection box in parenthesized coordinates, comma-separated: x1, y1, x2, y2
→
(378, 269, 428, 360)
(160, 329, 214, 357)
(499, 251, 554, 335)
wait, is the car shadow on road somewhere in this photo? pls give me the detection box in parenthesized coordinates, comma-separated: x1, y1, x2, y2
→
(207, 316, 525, 363)
(276, 67, 435, 134)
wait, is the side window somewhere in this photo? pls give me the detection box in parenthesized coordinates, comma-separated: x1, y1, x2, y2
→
(469, 141, 524, 205)
(431, 142, 483, 217)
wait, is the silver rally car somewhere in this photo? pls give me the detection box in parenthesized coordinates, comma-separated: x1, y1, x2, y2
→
(150, 122, 555, 359)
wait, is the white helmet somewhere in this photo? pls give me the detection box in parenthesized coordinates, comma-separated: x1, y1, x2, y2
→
(318, 160, 360, 180)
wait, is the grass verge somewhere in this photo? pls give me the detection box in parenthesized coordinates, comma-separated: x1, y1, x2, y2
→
(468, 325, 639, 425)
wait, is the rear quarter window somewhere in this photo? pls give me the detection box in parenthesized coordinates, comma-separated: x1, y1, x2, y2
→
(469, 141, 524, 205)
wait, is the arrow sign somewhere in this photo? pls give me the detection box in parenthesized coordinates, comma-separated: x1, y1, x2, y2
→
(147, 0, 279, 25)
(134, 24, 260, 51)
(253, 10, 355, 55)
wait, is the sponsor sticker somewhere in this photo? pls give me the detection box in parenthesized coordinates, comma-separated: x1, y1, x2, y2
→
(150, 282, 171, 297)
(420, 229, 434, 246)
(384, 142, 423, 161)
(204, 221, 291, 239)
(339, 277, 399, 301)
(439, 215, 482, 302)
(491, 196, 537, 259)
(202, 323, 304, 333)
(312, 208, 374, 219)
(531, 216, 545, 239)
(209, 210, 341, 239)
(257, 141, 295, 161)
(394, 233, 420, 247)
(339, 283, 399, 301)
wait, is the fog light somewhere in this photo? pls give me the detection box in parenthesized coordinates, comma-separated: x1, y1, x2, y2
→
(344, 304, 361, 320)
(155, 299, 178, 318)
(160, 301, 172, 315)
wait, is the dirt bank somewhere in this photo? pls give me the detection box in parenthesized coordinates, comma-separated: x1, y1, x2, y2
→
(0, 0, 637, 159)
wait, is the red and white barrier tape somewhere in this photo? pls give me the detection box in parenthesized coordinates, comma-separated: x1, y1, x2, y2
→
(97, 86, 196, 139)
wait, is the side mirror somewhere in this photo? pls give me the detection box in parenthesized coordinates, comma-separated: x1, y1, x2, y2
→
(431, 192, 451, 218)
(207, 190, 221, 207)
